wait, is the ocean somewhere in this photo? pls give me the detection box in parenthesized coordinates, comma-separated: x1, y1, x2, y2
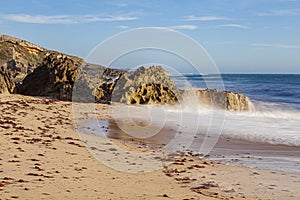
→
(174, 74, 300, 110)
(78, 74, 300, 172)
(170, 74, 300, 146)
(170, 74, 300, 172)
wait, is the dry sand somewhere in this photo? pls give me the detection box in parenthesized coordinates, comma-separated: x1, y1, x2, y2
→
(0, 94, 299, 199)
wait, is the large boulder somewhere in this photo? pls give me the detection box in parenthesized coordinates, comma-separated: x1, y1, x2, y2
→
(181, 89, 252, 111)
(0, 34, 46, 81)
(111, 66, 179, 104)
(0, 65, 15, 93)
(18, 52, 93, 100)
(93, 68, 125, 103)
(128, 83, 178, 104)
(94, 65, 179, 105)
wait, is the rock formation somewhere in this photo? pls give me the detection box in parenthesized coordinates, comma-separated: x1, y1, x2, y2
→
(181, 89, 252, 111)
(18, 52, 92, 100)
(127, 83, 178, 104)
(0, 34, 253, 111)
(0, 65, 15, 93)
(93, 67, 125, 103)
(111, 66, 180, 104)
(0, 34, 46, 81)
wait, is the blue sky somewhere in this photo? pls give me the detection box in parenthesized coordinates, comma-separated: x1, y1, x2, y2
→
(1, 0, 300, 73)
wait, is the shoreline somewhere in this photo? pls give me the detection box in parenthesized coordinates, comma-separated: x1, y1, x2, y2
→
(1, 94, 299, 199)
(80, 117, 300, 173)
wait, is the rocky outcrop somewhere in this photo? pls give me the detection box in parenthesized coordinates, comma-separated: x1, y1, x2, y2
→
(181, 89, 252, 111)
(127, 83, 178, 104)
(111, 66, 179, 104)
(18, 52, 92, 100)
(0, 34, 46, 81)
(0, 35, 253, 111)
(0, 65, 15, 93)
(93, 68, 125, 103)
(93, 65, 251, 110)
(94, 65, 179, 105)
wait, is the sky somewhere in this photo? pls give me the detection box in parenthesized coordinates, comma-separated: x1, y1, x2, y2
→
(0, 0, 300, 73)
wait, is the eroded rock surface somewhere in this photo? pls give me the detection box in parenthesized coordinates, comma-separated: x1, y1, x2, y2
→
(18, 53, 91, 100)
(0, 35, 253, 111)
(127, 83, 178, 104)
(182, 89, 252, 111)
(93, 68, 125, 103)
(112, 66, 179, 104)
(0, 34, 46, 81)
(0, 65, 15, 93)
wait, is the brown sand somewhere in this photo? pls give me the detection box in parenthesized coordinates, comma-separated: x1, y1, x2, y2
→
(0, 94, 299, 199)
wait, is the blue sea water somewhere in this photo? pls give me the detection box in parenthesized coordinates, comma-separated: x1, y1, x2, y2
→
(172, 74, 300, 111)
(169, 73, 300, 147)
(79, 73, 300, 172)
(168, 74, 300, 172)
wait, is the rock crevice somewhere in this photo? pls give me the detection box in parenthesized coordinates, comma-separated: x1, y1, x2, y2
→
(0, 65, 15, 94)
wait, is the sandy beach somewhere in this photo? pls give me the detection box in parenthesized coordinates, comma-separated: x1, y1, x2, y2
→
(1, 94, 299, 200)
(1, 0, 300, 199)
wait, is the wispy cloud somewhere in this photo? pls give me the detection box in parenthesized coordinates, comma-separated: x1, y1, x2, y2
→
(168, 25, 198, 30)
(219, 24, 249, 29)
(252, 43, 300, 49)
(152, 25, 198, 31)
(115, 25, 129, 29)
(1, 14, 138, 24)
(256, 9, 300, 16)
(3, 14, 73, 24)
(183, 15, 232, 21)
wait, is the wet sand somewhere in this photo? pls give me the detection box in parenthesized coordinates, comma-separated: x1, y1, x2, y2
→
(1, 94, 300, 199)
(89, 118, 300, 173)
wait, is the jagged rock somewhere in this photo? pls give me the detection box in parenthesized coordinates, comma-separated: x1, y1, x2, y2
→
(181, 89, 252, 111)
(93, 68, 125, 103)
(0, 34, 46, 81)
(112, 66, 180, 104)
(225, 91, 252, 111)
(128, 83, 178, 104)
(93, 65, 251, 110)
(1, 35, 253, 111)
(0, 65, 15, 93)
(18, 52, 93, 100)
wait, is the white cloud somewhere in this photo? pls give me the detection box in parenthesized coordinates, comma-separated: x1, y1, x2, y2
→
(183, 15, 232, 21)
(82, 15, 137, 22)
(257, 9, 300, 16)
(115, 25, 129, 29)
(252, 43, 300, 49)
(3, 14, 74, 24)
(2, 14, 138, 24)
(168, 25, 198, 30)
(219, 24, 249, 29)
(149, 25, 198, 31)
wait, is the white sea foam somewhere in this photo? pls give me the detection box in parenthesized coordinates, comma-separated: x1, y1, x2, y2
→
(173, 103, 300, 147)
(108, 100, 300, 147)
(78, 101, 300, 172)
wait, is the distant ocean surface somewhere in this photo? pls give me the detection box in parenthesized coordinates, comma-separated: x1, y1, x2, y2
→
(171, 74, 300, 147)
(167, 74, 300, 172)
(172, 74, 300, 110)
(81, 74, 300, 172)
